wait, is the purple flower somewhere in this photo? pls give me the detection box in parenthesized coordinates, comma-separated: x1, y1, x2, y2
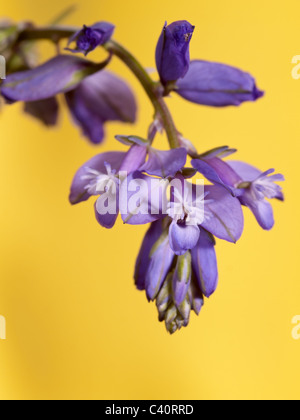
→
(155, 21, 195, 85)
(192, 149, 284, 230)
(167, 177, 244, 254)
(65, 71, 137, 144)
(70, 145, 147, 229)
(227, 161, 285, 230)
(1, 55, 137, 144)
(67, 22, 115, 56)
(122, 173, 244, 253)
(176, 60, 264, 107)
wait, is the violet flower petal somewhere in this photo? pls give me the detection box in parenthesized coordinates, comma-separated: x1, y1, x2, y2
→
(65, 70, 137, 144)
(191, 157, 241, 196)
(134, 220, 164, 291)
(120, 172, 166, 225)
(94, 186, 119, 229)
(226, 160, 263, 182)
(176, 60, 264, 107)
(119, 145, 147, 174)
(169, 221, 200, 255)
(140, 147, 187, 178)
(240, 192, 275, 230)
(172, 252, 192, 306)
(191, 228, 218, 298)
(202, 185, 244, 243)
(145, 232, 175, 301)
(1, 55, 102, 102)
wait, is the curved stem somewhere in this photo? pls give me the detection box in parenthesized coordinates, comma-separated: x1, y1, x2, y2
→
(104, 40, 179, 149)
(18, 27, 78, 42)
(17, 28, 180, 148)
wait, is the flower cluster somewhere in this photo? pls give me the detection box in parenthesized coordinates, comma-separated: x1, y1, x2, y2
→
(0, 21, 136, 142)
(70, 138, 283, 333)
(0, 16, 284, 333)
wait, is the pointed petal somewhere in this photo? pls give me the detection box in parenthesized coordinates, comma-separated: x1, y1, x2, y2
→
(1, 55, 102, 102)
(191, 228, 218, 298)
(119, 145, 147, 173)
(134, 220, 164, 291)
(120, 172, 166, 225)
(172, 252, 192, 306)
(69, 151, 126, 204)
(202, 185, 244, 242)
(169, 221, 200, 255)
(189, 277, 204, 315)
(140, 147, 187, 178)
(145, 232, 175, 301)
(94, 189, 119, 229)
(242, 193, 275, 230)
(192, 158, 240, 195)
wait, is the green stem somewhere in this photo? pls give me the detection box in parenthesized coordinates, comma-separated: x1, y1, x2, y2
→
(104, 40, 179, 149)
(18, 27, 77, 42)
(17, 28, 180, 148)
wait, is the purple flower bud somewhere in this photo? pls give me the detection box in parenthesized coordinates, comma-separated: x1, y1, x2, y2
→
(134, 220, 164, 291)
(172, 252, 192, 306)
(67, 22, 115, 56)
(155, 21, 195, 85)
(145, 230, 175, 301)
(176, 60, 264, 107)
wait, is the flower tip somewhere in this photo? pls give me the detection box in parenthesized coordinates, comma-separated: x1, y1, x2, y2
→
(253, 85, 265, 101)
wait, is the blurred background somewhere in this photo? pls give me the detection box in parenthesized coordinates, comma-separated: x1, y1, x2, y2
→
(0, 0, 299, 400)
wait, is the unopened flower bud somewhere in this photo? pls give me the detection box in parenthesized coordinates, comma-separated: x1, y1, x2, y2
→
(155, 21, 194, 85)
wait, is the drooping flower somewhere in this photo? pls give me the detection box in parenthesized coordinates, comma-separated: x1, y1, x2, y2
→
(66, 22, 115, 56)
(192, 148, 284, 230)
(155, 20, 195, 85)
(176, 60, 264, 107)
(65, 71, 137, 144)
(0, 55, 137, 144)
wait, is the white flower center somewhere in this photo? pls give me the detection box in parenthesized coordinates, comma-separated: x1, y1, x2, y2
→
(167, 188, 212, 226)
(81, 162, 119, 196)
(251, 170, 284, 200)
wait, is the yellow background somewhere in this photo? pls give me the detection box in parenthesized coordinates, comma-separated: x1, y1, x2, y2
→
(0, 0, 299, 400)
